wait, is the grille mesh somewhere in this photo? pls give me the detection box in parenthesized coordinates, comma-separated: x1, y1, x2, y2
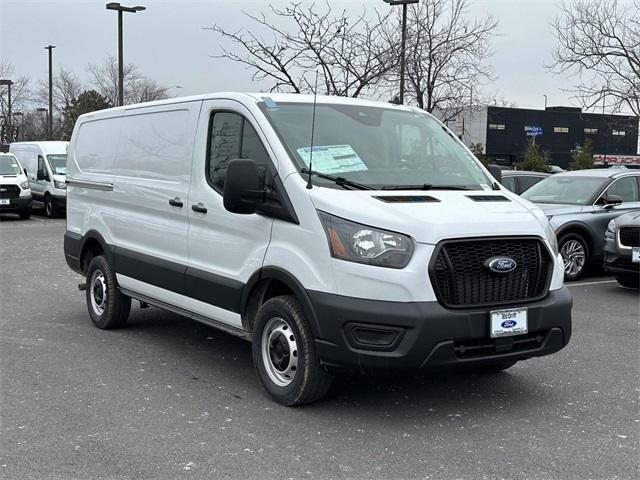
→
(0, 185, 20, 199)
(431, 238, 551, 308)
(619, 226, 640, 248)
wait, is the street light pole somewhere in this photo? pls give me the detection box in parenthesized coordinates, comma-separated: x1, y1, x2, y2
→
(106, 2, 146, 107)
(45, 45, 55, 139)
(383, 0, 419, 105)
(543, 94, 547, 110)
(0, 79, 13, 143)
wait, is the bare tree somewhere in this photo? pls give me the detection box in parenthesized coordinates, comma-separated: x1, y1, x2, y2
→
(36, 67, 82, 115)
(0, 60, 31, 121)
(392, 0, 498, 122)
(208, 1, 395, 97)
(550, 0, 640, 116)
(87, 55, 169, 106)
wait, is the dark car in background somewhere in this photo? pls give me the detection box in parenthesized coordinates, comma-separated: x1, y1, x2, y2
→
(603, 210, 640, 289)
(522, 169, 640, 280)
(500, 170, 550, 195)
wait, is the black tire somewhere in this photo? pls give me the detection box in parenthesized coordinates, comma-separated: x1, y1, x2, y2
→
(252, 295, 332, 406)
(19, 207, 31, 220)
(559, 232, 590, 281)
(475, 360, 517, 374)
(615, 273, 639, 289)
(85, 255, 131, 329)
(44, 194, 57, 218)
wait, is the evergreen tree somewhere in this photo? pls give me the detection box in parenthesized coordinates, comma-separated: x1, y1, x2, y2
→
(569, 138, 595, 170)
(515, 138, 550, 172)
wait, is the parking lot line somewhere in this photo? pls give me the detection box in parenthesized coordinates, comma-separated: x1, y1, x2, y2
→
(568, 279, 618, 287)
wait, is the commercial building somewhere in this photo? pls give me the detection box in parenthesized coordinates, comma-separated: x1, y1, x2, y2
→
(446, 105, 639, 169)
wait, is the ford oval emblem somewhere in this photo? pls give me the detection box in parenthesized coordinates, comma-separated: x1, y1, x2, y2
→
(501, 320, 517, 328)
(485, 256, 517, 273)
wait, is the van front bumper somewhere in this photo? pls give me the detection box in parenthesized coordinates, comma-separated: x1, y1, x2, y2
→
(0, 195, 32, 212)
(310, 287, 572, 374)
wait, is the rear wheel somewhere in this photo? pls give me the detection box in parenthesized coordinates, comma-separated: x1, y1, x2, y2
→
(44, 194, 57, 218)
(85, 255, 131, 329)
(19, 207, 31, 220)
(559, 232, 589, 281)
(615, 273, 639, 289)
(252, 295, 332, 406)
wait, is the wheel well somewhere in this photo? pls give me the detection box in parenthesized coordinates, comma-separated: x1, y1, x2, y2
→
(557, 227, 593, 255)
(242, 279, 294, 333)
(80, 238, 104, 273)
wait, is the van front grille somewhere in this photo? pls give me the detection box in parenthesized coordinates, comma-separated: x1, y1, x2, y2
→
(0, 184, 20, 199)
(429, 237, 552, 308)
(619, 226, 640, 248)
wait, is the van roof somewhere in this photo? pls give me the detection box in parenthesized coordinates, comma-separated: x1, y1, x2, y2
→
(78, 92, 419, 120)
(10, 141, 69, 154)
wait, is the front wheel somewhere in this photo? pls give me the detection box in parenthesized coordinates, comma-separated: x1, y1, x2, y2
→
(19, 207, 31, 220)
(559, 232, 589, 281)
(252, 295, 332, 406)
(85, 255, 131, 329)
(615, 273, 639, 289)
(44, 195, 57, 218)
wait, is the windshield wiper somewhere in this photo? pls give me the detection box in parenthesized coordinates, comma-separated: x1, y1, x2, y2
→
(301, 168, 374, 190)
(380, 184, 474, 191)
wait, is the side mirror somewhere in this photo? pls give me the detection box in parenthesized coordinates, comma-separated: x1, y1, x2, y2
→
(223, 159, 264, 214)
(488, 164, 502, 183)
(37, 168, 46, 181)
(604, 194, 623, 207)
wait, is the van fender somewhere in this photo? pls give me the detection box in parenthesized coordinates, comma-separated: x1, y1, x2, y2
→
(78, 229, 115, 271)
(241, 266, 322, 338)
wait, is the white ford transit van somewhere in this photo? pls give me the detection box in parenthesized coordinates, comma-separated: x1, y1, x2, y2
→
(10, 141, 68, 218)
(0, 152, 32, 219)
(64, 93, 572, 405)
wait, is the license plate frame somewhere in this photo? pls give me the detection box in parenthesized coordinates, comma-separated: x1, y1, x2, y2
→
(490, 307, 528, 338)
(632, 247, 640, 263)
(0, 198, 9, 205)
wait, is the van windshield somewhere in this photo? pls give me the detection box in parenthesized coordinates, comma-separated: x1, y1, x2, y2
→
(0, 155, 22, 175)
(47, 154, 67, 175)
(259, 102, 491, 190)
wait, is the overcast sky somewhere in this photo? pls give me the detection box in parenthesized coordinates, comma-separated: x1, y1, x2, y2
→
(0, 0, 597, 111)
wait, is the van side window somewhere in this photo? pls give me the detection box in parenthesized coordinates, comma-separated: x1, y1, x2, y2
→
(208, 112, 269, 191)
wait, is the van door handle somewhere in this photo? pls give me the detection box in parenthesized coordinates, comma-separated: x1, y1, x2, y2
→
(192, 203, 207, 214)
(168, 197, 183, 208)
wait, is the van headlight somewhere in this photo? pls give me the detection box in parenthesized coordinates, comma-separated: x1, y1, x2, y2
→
(20, 181, 29, 190)
(545, 222, 558, 255)
(54, 179, 66, 189)
(318, 211, 414, 269)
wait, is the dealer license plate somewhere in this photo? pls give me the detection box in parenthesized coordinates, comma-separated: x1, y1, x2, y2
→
(490, 308, 528, 338)
(0, 199, 9, 205)
(632, 247, 640, 263)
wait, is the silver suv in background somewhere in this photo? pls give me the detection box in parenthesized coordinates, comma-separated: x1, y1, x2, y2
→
(604, 211, 640, 289)
(522, 169, 640, 280)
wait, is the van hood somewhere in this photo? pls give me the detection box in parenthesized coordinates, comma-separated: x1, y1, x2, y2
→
(310, 189, 547, 244)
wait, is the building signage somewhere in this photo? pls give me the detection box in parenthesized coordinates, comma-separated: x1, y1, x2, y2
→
(524, 125, 543, 137)
(593, 154, 640, 166)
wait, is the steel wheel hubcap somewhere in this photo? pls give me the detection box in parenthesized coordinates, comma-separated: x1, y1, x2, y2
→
(561, 239, 585, 276)
(261, 317, 298, 387)
(90, 270, 107, 316)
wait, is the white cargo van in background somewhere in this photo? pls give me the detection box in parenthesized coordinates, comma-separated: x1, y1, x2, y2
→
(64, 93, 572, 406)
(10, 141, 68, 217)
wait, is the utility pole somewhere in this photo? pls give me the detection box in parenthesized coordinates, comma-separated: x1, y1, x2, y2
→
(0, 79, 13, 144)
(45, 45, 55, 139)
(383, 0, 419, 105)
(106, 2, 146, 106)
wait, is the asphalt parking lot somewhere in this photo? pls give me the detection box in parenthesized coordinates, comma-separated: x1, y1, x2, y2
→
(1, 214, 638, 480)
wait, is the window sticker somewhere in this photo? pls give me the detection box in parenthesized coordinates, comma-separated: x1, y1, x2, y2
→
(296, 145, 367, 174)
